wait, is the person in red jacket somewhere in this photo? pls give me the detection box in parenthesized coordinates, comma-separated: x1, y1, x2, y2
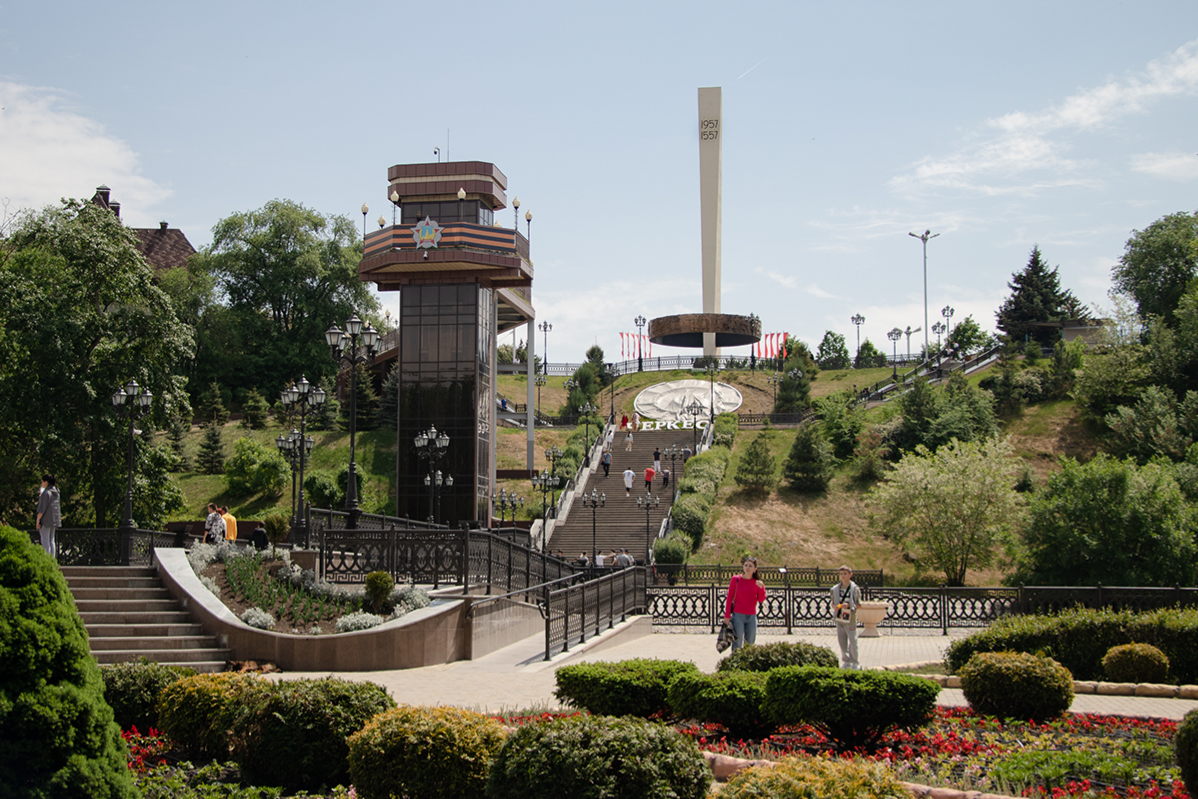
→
(723, 556, 767, 651)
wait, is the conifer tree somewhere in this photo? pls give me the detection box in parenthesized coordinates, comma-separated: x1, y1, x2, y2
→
(197, 380, 230, 427)
(775, 369, 811, 413)
(783, 423, 834, 493)
(195, 422, 226, 475)
(240, 387, 270, 430)
(996, 246, 1078, 347)
(378, 363, 400, 430)
(340, 364, 380, 431)
(734, 433, 777, 494)
(308, 376, 341, 431)
(166, 412, 190, 471)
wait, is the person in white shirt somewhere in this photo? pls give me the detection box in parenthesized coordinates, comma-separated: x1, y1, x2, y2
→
(622, 467, 635, 497)
(595, 551, 606, 568)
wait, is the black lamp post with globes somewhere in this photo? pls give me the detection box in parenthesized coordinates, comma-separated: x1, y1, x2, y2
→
(325, 314, 379, 529)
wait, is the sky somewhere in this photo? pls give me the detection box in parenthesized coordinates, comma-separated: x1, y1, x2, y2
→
(2, 1, 1197, 366)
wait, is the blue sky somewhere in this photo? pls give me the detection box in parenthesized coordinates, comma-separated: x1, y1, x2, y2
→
(2, 1, 1196, 364)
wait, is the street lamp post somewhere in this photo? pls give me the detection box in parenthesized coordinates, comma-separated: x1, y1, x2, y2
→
(634, 315, 646, 372)
(909, 229, 940, 354)
(530, 469, 561, 546)
(579, 401, 597, 466)
(665, 443, 680, 486)
(686, 398, 704, 452)
(887, 328, 903, 380)
(581, 488, 605, 571)
(414, 424, 451, 524)
(275, 428, 314, 543)
(278, 376, 325, 545)
(360, 203, 368, 240)
(492, 488, 524, 529)
(705, 363, 722, 424)
(942, 305, 955, 342)
(607, 364, 616, 422)
(932, 321, 947, 374)
(637, 492, 660, 565)
(747, 313, 760, 370)
(538, 321, 552, 374)
(851, 314, 865, 366)
(325, 314, 379, 529)
(111, 380, 152, 530)
(767, 372, 781, 408)
(534, 373, 547, 418)
(544, 446, 563, 514)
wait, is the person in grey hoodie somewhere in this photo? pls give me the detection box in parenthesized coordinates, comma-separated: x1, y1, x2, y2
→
(36, 474, 61, 557)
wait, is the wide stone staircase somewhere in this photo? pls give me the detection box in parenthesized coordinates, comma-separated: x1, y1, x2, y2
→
(63, 565, 229, 673)
(547, 428, 691, 562)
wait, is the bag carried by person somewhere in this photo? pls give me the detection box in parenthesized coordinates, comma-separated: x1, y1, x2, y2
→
(716, 619, 734, 653)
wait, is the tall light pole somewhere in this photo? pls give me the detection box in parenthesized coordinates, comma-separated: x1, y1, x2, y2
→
(538, 320, 552, 375)
(932, 320, 947, 373)
(887, 327, 903, 380)
(903, 326, 921, 363)
(705, 363, 722, 424)
(686, 399, 704, 452)
(390, 191, 399, 226)
(851, 314, 865, 367)
(530, 469, 561, 542)
(579, 401, 597, 467)
(909, 229, 940, 354)
(634, 315, 646, 372)
(361, 203, 368, 241)
(492, 488, 523, 529)
(767, 372, 781, 408)
(325, 314, 379, 529)
(534, 373, 547, 417)
(414, 425, 451, 524)
(278, 376, 325, 545)
(111, 380, 152, 530)
(942, 305, 955, 341)
(581, 488, 605, 570)
(525, 210, 533, 244)
(637, 492, 660, 565)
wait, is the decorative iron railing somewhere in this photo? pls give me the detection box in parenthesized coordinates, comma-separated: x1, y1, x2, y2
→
(56, 528, 181, 567)
(648, 583, 1198, 635)
(652, 564, 884, 588)
(545, 566, 647, 659)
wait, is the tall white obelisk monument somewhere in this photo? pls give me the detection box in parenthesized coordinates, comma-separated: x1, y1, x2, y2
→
(698, 87, 722, 357)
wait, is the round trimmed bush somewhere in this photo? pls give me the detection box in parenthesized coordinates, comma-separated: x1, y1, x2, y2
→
(1102, 643, 1169, 684)
(235, 677, 395, 792)
(101, 660, 196, 732)
(348, 705, 504, 799)
(364, 570, 395, 613)
(667, 670, 774, 739)
(762, 666, 938, 751)
(1176, 707, 1198, 797)
(157, 671, 264, 759)
(721, 753, 908, 799)
(717, 641, 838, 672)
(958, 651, 1073, 722)
(553, 658, 698, 718)
(0, 525, 138, 798)
(486, 714, 711, 799)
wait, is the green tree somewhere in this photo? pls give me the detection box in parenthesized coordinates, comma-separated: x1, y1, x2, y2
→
(196, 380, 230, 426)
(307, 376, 341, 431)
(775, 368, 811, 414)
(815, 331, 851, 369)
(782, 424, 835, 493)
(734, 433, 777, 494)
(166, 411, 191, 472)
(585, 344, 613, 387)
(240, 387, 270, 430)
(945, 315, 993, 356)
(0, 526, 139, 798)
(1104, 386, 1198, 464)
(340, 364, 380, 432)
(855, 338, 886, 368)
(196, 422, 226, 475)
(1072, 340, 1150, 423)
(892, 374, 997, 454)
(378, 363, 400, 430)
(225, 436, 288, 496)
(814, 393, 864, 459)
(1013, 455, 1198, 587)
(190, 199, 380, 401)
(1111, 210, 1198, 324)
(871, 437, 1023, 586)
(996, 246, 1079, 347)
(0, 199, 193, 528)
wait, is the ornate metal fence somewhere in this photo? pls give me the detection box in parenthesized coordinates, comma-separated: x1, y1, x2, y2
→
(545, 566, 647, 660)
(652, 565, 884, 588)
(55, 528, 180, 567)
(649, 583, 1198, 634)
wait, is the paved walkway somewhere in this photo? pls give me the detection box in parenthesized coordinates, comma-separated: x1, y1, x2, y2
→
(278, 625, 1198, 720)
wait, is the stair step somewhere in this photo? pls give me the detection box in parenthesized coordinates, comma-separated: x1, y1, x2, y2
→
(69, 587, 172, 601)
(85, 623, 205, 638)
(93, 649, 233, 665)
(73, 599, 182, 613)
(60, 566, 157, 579)
(63, 576, 162, 589)
(79, 611, 193, 625)
(89, 635, 220, 652)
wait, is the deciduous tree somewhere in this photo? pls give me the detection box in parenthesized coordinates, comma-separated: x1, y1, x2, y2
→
(871, 437, 1023, 586)
(1111, 210, 1198, 324)
(815, 331, 851, 370)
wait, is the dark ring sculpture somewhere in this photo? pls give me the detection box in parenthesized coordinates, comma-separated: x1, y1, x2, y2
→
(648, 313, 762, 348)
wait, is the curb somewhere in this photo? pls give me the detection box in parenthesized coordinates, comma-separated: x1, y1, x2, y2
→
(915, 672, 1198, 699)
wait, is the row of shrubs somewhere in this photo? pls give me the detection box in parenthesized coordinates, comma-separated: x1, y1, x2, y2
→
(553, 643, 939, 749)
(946, 606, 1198, 683)
(669, 414, 737, 554)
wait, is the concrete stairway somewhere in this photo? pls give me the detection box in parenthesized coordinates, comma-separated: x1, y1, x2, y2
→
(548, 428, 692, 562)
(62, 565, 230, 673)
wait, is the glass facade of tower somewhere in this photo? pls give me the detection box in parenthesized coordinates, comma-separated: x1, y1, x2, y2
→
(397, 284, 493, 525)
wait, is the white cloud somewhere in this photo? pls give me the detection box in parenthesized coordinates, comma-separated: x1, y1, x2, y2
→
(1130, 151, 1198, 181)
(0, 82, 171, 224)
(892, 39, 1198, 196)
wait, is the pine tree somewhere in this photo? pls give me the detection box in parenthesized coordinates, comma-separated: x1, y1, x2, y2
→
(783, 423, 834, 493)
(734, 433, 777, 494)
(197, 380, 230, 427)
(195, 422, 226, 475)
(240, 388, 270, 429)
(308, 376, 341, 431)
(340, 364, 380, 431)
(775, 370, 811, 413)
(166, 412, 190, 472)
(378, 363, 400, 430)
(996, 246, 1077, 347)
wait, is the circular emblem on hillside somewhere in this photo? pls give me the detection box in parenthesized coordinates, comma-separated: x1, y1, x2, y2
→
(633, 379, 743, 422)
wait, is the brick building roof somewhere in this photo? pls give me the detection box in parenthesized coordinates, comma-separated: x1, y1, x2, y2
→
(91, 185, 196, 272)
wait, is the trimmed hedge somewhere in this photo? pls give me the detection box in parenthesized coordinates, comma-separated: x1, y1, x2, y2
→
(235, 677, 395, 791)
(670, 494, 711, 551)
(678, 446, 730, 496)
(945, 607, 1198, 683)
(721, 754, 909, 799)
(712, 413, 739, 449)
(762, 666, 938, 750)
(716, 641, 838, 673)
(486, 714, 711, 799)
(0, 525, 138, 798)
(958, 651, 1073, 722)
(101, 660, 196, 732)
(1177, 708, 1198, 798)
(1102, 643, 1169, 684)
(157, 672, 264, 760)
(667, 670, 774, 739)
(553, 659, 698, 718)
(349, 705, 504, 799)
